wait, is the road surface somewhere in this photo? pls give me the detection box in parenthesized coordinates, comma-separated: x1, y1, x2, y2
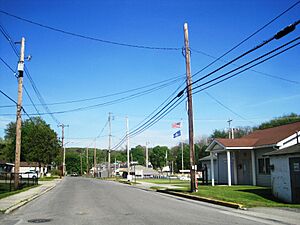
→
(0, 177, 281, 225)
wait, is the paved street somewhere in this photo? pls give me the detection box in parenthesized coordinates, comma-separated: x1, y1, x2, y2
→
(0, 177, 287, 225)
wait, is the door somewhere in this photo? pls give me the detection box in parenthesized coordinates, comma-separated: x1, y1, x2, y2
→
(289, 157, 300, 203)
(237, 151, 251, 185)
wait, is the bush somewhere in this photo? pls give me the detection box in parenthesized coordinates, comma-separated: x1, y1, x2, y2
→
(50, 169, 61, 176)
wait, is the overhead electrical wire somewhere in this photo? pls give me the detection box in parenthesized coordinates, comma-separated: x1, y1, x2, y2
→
(0, 23, 62, 125)
(13, 75, 183, 116)
(190, 47, 300, 85)
(190, 0, 300, 78)
(111, 28, 300, 150)
(191, 19, 300, 88)
(0, 9, 181, 51)
(0, 89, 34, 123)
(19, 75, 184, 107)
(193, 40, 300, 95)
(0, 55, 41, 115)
(204, 92, 254, 124)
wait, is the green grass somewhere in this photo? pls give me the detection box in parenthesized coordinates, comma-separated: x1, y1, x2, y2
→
(0, 184, 40, 200)
(168, 184, 300, 208)
(38, 176, 60, 181)
(141, 178, 189, 185)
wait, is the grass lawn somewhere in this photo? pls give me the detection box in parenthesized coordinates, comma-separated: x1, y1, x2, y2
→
(38, 176, 60, 181)
(141, 178, 189, 185)
(169, 184, 300, 208)
(0, 184, 40, 200)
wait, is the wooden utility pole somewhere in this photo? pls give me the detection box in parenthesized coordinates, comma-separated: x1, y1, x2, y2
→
(183, 23, 197, 192)
(14, 37, 25, 189)
(58, 124, 68, 177)
(108, 112, 112, 177)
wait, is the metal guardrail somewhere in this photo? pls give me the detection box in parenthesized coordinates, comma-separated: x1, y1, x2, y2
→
(0, 172, 38, 193)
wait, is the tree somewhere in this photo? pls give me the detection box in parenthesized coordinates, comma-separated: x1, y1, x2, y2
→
(210, 129, 228, 139)
(255, 113, 300, 130)
(130, 145, 145, 165)
(3, 117, 61, 167)
(149, 145, 169, 170)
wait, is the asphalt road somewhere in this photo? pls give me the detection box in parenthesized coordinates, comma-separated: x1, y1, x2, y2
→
(0, 177, 281, 225)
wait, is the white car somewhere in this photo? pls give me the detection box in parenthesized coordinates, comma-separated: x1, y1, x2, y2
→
(179, 176, 191, 181)
(19, 171, 38, 179)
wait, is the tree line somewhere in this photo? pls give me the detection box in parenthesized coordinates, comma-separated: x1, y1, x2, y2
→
(0, 113, 299, 174)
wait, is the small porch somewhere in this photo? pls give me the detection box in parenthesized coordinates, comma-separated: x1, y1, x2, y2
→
(207, 140, 256, 186)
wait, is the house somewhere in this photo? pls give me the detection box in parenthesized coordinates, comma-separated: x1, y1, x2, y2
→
(0, 160, 14, 173)
(264, 144, 300, 203)
(206, 122, 300, 186)
(18, 162, 47, 177)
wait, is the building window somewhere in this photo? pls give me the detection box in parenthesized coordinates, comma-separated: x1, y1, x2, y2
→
(258, 158, 270, 175)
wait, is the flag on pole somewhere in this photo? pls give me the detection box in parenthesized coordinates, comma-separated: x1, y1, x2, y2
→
(172, 122, 181, 128)
(173, 130, 181, 138)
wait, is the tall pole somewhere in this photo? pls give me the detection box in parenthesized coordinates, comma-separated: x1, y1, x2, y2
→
(86, 147, 89, 176)
(94, 140, 97, 177)
(181, 118, 184, 172)
(145, 141, 149, 168)
(183, 23, 197, 192)
(108, 112, 112, 177)
(14, 37, 25, 189)
(58, 124, 68, 177)
(227, 119, 232, 139)
(126, 116, 130, 178)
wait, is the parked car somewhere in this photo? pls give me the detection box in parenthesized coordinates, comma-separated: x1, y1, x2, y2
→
(71, 172, 78, 177)
(19, 171, 38, 179)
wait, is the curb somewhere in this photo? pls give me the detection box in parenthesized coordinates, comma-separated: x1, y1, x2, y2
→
(157, 190, 244, 209)
(4, 181, 60, 214)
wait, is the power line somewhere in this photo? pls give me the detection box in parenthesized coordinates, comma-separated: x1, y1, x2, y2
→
(15, 75, 182, 116)
(190, 48, 300, 85)
(193, 40, 300, 95)
(0, 55, 41, 115)
(0, 89, 34, 123)
(190, 0, 300, 77)
(23, 75, 184, 106)
(191, 19, 300, 87)
(0, 9, 181, 51)
(112, 34, 300, 150)
(205, 92, 254, 124)
(193, 36, 300, 92)
(0, 23, 60, 125)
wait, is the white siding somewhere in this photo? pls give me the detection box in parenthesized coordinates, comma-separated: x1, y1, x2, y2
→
(255, 148, 272, 186)
(270, 156, 291, 203)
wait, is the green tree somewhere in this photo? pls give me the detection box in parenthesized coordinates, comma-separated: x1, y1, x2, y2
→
(149, 145, 169, 170)
(255, 113, 300, 130)
(3, 117, 61, 167)
(130, 145, 145, 165)
(210, 129, 228, 139)
(66, 152, 81, 174)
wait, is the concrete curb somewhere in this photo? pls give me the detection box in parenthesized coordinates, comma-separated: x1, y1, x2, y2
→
(4, 180, 60, 214)
(157, 190, 244, 209)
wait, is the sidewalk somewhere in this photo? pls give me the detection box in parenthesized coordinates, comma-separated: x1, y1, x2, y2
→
(134, 180, 182, 190)
(0, 179, 61, 214)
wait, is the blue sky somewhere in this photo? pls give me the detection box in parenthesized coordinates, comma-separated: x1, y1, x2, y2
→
(0, 0, 299, 149)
